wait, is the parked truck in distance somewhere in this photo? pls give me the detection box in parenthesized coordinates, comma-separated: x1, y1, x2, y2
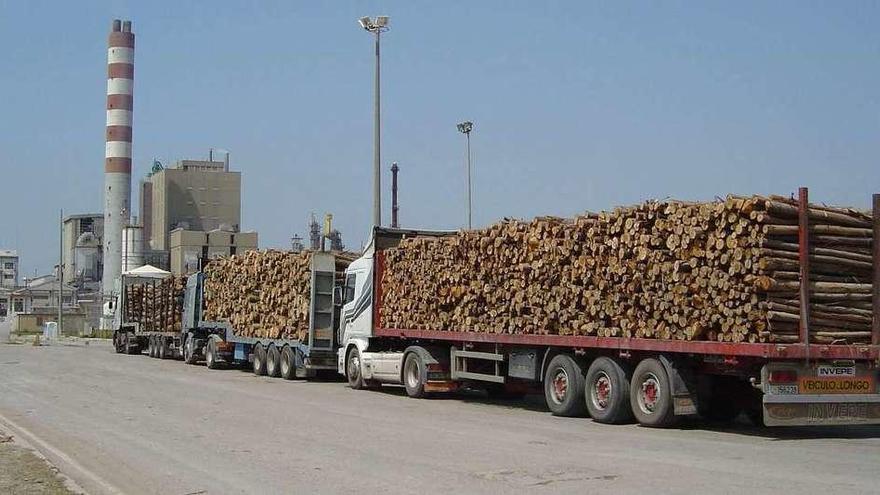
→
(180, 251, 341, 378)
(111, 265, 185, 358)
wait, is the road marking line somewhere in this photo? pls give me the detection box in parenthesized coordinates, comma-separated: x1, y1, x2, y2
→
(0, 411, 122, 495)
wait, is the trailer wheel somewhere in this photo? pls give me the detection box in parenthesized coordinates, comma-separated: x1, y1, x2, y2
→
(346, 347, 366, 390)
(543, 354, 587, 417)
(113, 332, 123, 353)
(123, 332, 136, 355)
(253, 343, 267, 376)
(280, 346, 296, 380)
(183, 333, 198, 365)
(156, 337, 165, 359)
(147, 336, 154, 357)
(630, 358, 677, 427)
(403, 352, 428, 398)
(205, 337, 221, 369)
(585, 357, 633, 424)
(266, 345, 282, 378)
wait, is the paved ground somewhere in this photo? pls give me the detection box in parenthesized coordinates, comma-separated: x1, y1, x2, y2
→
(0, 341, 878, 495)
(0, 428, 79, 494)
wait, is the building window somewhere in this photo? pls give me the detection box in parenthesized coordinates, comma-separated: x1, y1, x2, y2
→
(3, 262, 13, 269)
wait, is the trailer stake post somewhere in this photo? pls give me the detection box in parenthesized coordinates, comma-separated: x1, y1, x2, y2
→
(872, 193, 879, 346)
(798, 187, 811, 364)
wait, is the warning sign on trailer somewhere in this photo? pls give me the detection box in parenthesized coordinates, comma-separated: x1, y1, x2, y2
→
(799, 377, 875, 395)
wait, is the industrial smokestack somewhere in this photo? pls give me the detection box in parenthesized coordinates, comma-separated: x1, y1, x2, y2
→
(102, 18, 135, 296)
(391, 162, 399, 228)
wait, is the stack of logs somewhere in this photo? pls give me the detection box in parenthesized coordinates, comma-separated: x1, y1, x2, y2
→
(380, 195, 874, 344)
(124, 276, 186, 333)
(202, 250, 356, 341)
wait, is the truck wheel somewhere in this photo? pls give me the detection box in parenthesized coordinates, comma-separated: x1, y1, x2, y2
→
(113, 332, 123, 353)
(630, 358, 677, 427)
(147, 336, 155, 357)
(346, 347, 366, 390)
(266, 345, 282, 378)
(585, 356, 633, 424)
(183, 333, 198, 365)
(123, 333, 136, 355)
(403, 352, 428, 398)
(157, 337, 165, 359)
(280, 346, 296, 380)
(253, 343, 267, 376)
(206, 337, 220, 369)
(543, 354, 587, 417)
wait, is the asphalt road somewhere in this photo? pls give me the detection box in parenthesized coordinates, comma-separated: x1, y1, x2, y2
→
(0, 341, 878, 495)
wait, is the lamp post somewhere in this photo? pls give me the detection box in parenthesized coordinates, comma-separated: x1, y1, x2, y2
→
(358, 15, 390, 228)
(456, 121, 474, 229)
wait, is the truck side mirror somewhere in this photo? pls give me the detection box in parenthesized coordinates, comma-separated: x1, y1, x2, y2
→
(333, 286, 343, 306)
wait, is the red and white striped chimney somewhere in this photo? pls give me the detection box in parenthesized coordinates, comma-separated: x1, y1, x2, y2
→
(102, 19, 134, 294)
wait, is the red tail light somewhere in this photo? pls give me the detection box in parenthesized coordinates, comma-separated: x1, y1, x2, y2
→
(769, 370, 798, 384)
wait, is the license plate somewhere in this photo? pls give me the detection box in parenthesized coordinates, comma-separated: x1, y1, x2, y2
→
(769, 384, 798, 395)
(799, 377, 875, 395)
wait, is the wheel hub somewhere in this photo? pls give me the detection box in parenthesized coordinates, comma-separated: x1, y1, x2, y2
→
(593, 372, 611, 410)
(639, 374, 660, 413)
(551, 369, 569, 404)
(349, 355, 360, 380)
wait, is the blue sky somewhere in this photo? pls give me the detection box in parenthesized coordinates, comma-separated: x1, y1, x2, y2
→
(1, 1, 878, 277)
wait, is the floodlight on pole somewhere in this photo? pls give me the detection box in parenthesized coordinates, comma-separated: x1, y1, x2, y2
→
(457, 121, 474, 229)
(358, 15, 390, 228)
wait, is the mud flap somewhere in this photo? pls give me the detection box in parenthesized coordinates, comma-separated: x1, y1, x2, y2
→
(659, 355, 698, 416)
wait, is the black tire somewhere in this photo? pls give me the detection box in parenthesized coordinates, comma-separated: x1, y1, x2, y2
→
(280, 346, 296, 380)
(266, 345, 282, 378)
(157, 337, 166, 359)
(585, 356, 634, 424)
(205, 337, 220, 369)
(147, 336, 155, 357)
(346, 347, 366, 390)
(114, 332, 124, 353)
(403, 352, 427, 398)
(630, 358, 677, 427)
(543, 354, 587, 417)
(252, 343, 267, 376)
(183, 333, 198, 365)
(123, 333, 136, 355)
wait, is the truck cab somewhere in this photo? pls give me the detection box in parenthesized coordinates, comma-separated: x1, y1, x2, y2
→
(337, 227, 456, 387)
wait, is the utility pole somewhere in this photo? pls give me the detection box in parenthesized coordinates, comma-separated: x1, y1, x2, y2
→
(58, 208, 63, 337)
(358, 16, 390, 228)
(457, 121, 474, 229)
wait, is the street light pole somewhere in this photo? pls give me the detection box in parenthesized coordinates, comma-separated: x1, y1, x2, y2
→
(359, 16, 390, 229)
(457, 121, 474, 229)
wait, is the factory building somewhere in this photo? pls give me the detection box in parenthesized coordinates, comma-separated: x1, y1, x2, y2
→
(62, 214, 104, 285)
(169, 229, 258, 275)
(143, 158, 241, 252)
(0, 250, 19, 289)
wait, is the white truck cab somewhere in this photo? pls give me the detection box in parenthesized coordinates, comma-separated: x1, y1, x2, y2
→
(337, 227, 456, 388)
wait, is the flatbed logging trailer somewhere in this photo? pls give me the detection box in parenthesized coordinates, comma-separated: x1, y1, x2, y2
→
(112, 266, 185, 359)
(337, 190, 880, 427)
(180, 251, 340, 378)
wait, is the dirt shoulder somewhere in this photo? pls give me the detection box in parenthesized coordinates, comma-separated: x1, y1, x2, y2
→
(0, 431, 80, 495)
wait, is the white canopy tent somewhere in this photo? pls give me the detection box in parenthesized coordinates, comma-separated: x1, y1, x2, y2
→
(122, 264, 171, 280)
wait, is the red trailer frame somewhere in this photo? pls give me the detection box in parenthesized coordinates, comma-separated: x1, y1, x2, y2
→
(373, 188, 880, 363)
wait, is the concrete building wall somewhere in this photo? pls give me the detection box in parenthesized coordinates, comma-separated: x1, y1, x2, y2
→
(0, 250, 19, 289)
(169, 229, 257, 275)
(150, 163, 241, 251)
(139, 179, 153, 247)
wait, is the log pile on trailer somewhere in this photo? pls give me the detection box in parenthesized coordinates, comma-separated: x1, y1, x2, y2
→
(380, 195, 873, 344)
(124, 276, 186, 332)
(202, 250, 354, 341)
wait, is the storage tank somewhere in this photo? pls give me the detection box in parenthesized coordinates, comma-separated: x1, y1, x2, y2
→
(122, 224, 144, 272)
